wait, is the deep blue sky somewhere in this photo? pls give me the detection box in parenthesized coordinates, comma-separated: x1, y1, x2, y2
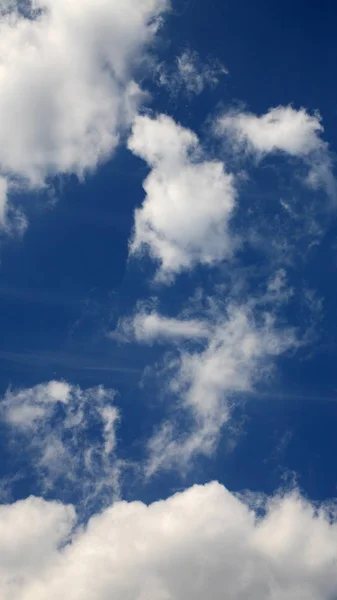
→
(1, 0, 337, 510)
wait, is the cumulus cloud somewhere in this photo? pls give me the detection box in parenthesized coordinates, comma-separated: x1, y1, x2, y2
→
(218, 106, 324, 156)
(0, 496, 76, 595)
(146, 300, 296, 475)
(217, 106, 335, 197)
(128, 114, 237, 280)
(2, 482, 337, 599)
(0, 381, 121, 509)
(157, 48, 228, 97)
(0, 0, 167, 223)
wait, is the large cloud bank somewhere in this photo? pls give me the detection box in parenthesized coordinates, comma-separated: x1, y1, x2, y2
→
(2, 482, 337, 599)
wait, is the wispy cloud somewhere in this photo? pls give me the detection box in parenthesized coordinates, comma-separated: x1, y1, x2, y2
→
(0, 381, 123, 510)
(146, 295, 296, 476)
(156, 48, 228, 97)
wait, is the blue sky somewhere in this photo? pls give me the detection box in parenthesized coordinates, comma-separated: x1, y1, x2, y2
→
(2, 1, 337, 598)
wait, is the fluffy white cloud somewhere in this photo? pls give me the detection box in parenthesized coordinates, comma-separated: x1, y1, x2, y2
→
(0, 0, 167, 222)
(0, 381, 121, 508)
(217, 106, 335, 196)
(218, 106, 324, 156)
(147, 300, 296, 475)
(2, 482, 337, 599)
(0, 496, 75, 595)
(157, 49, 228, 97)
(128, 114, 236, 281)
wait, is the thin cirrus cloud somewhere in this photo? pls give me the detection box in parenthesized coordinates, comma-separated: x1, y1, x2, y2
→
(2, 482, 337, 599)
(0, 0, 168, 224)
(0, 381, 121, 509)
(128, 114, 237, 281)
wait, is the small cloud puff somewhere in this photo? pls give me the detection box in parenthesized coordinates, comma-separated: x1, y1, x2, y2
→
(217, 106, 336, 198)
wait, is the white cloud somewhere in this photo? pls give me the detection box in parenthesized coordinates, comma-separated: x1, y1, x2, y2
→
(217, 106, 335, 197)
(0, 0, 167, 222)
(218, 106, 324, 156)
(133, 312, 210, 342)
(2, 482, 337, 599)
(0, 381, 121, 508)
(128, 114, 237, 281)
(108, 274, 296, 476)
(112, 311, 210, 343)
(157, 49, 228, 97)
(2, 380, 71, 428)
(0, 496, 75, 594)
(100, 405, 120, 455)
(146, 301, 296, 475)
